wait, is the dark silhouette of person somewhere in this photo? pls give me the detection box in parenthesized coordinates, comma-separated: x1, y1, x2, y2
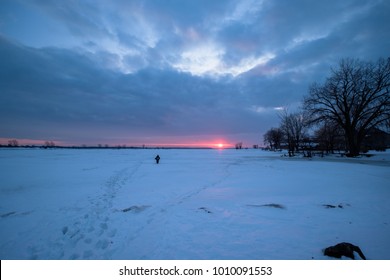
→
(155, 155, 160, 164)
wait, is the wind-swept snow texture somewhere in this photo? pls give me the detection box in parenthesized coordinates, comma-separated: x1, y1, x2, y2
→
(1, 149, 389, 259)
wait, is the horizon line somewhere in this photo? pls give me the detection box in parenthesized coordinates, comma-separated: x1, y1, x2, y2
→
(0, 138, 247, 149)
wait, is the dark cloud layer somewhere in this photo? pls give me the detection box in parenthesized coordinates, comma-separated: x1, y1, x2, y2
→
(1, 0, 389, 146)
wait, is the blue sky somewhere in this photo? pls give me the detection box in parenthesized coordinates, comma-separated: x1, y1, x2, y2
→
(1, 0, 389, 147)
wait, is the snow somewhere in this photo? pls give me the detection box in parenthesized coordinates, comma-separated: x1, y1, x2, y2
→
(0, 148, 389, 260)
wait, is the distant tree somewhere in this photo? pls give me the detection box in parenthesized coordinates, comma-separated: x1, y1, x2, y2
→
(235, 142, 243, 149)
(263, 127, 283, 150)
(8, 139, 19, 147)
(279, 110, 307, 156)
(44, 141, 55, 148)
(314, 121, 345, 154)
(304, 58, 390, 157)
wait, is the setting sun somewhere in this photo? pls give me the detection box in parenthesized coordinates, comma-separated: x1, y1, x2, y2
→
(216, 143, 224, 148)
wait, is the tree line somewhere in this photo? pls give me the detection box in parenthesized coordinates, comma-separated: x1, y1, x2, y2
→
(264, 57, 390, 157)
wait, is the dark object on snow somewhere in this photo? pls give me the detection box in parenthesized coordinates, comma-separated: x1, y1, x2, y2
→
(122, 205, 150, 213)
(261, 203, 285, 209)
(247, 203, 286, 209)
(323, 204, 343, 209)
(199, 207, 212, 213)
(323, 242, 366, 260)
(155, 155, 160, 164)
(323, 203, 351, 209)
(1, 211, 16, 218)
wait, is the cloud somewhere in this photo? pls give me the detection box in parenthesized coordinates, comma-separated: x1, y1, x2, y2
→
(1, 36, 269, 144)
(1, 0, 389, 145)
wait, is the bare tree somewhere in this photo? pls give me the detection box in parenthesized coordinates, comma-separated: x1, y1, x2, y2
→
(279, 110, 307, 156)
(314, 121, 344, 154)
(304, 58, 390, 156)
(263, 127, 283, 150)
(44, 141, 55, 148)
(8, 139, 19, 147)
(235, 142, 243, 149)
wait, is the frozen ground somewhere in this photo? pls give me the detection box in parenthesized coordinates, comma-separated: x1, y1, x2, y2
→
(0, 148, 389, 260)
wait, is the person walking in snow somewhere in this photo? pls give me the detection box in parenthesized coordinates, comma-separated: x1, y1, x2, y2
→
(155, 155, 160, 164)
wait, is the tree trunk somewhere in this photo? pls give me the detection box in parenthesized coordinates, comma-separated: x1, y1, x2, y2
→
(347, 142, 360, 157)
(345, 130, 361, 157)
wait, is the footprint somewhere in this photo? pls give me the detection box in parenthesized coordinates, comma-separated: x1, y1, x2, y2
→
(62, 226, 68, 235)
(87, 226, 95, 233)
(84, 238, 92, 244)
(108, 229, 117, 238)
(95, 239, 110, 250)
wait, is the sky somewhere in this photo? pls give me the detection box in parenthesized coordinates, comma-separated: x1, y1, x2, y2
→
(1, 0, 389, 147)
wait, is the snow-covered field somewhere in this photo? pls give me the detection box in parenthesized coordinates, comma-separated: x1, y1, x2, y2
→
(1, 148, 389, 260)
